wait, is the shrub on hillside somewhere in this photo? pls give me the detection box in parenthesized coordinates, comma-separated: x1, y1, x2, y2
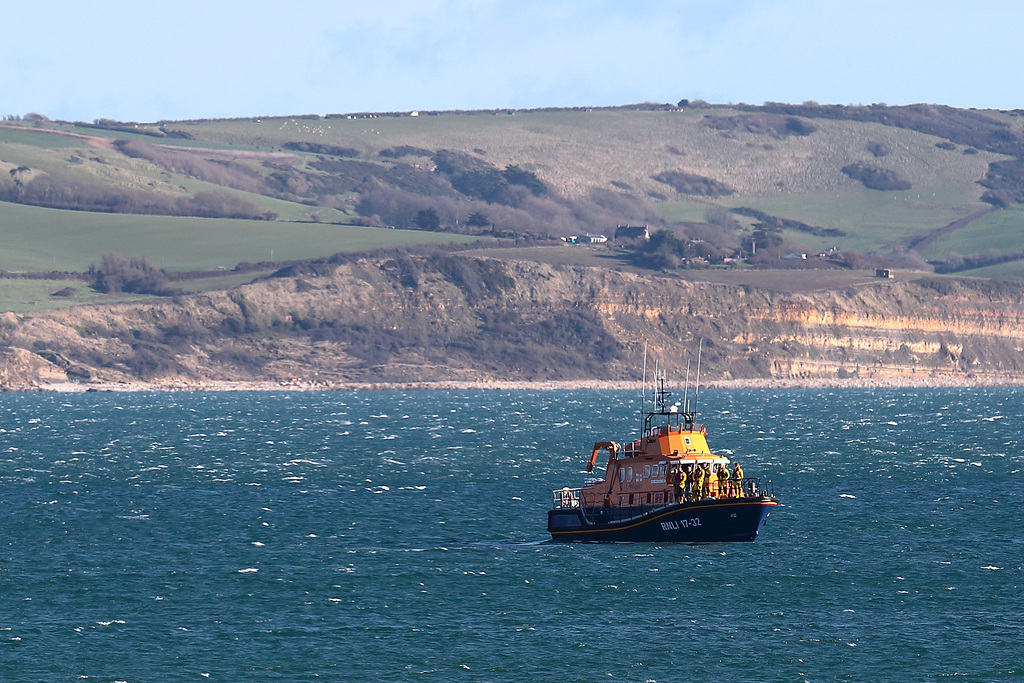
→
(980, 189, 1024, 207)
(932, 248, 1024, 273)
(379, 146, 433, 159)
(866, 141, 890, 157)
(282, 142, 360, 157)
(841, 163, 912, 191)
(188, 190, 266, 219)
(88, 253, 175, 295)
(730, 207, 845, 237)
(979, 159, 1024, 201)
(502, 165, 547, 196)
(703, 114, 816, 138)
(652, 171, 734, 197)
(429, 150, 548, 206)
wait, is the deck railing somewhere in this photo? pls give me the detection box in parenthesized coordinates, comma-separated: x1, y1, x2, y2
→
(551, 478, 774, 517)
(552, 487, 581, 509)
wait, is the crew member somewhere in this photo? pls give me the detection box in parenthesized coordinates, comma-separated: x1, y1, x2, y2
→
(692, 464, 704, 499)
(717, 462, 730, 497)
(733, 462, 744, 497)
(676, 467, 687, 502)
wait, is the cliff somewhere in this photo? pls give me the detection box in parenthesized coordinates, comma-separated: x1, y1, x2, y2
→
(2, 256, 1024, 390)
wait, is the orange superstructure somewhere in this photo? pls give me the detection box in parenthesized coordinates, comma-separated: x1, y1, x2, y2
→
(578, 381, 738, 510)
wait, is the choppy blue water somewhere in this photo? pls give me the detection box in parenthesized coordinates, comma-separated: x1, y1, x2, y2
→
(1, 388, 1021, 681)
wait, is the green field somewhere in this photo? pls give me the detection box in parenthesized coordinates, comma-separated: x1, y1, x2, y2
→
(0, 269, 290, 314)
(0, 277, 166, 314)
(0, 201, 476, 272)
(921, 207, 1024, 258)
(960, 260, 1024, 280)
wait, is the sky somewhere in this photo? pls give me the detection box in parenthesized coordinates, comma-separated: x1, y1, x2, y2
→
(4, 0, 1024, 123)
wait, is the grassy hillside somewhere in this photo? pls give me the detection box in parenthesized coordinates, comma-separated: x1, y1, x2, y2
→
(3, 103, 1024, 288)
(158, 108, 1005, 243)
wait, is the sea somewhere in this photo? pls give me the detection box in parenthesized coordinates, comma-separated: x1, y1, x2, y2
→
(0, 387, 1021, 682)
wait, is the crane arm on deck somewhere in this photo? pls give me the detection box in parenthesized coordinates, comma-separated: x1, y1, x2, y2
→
(587, 441, 618, 473)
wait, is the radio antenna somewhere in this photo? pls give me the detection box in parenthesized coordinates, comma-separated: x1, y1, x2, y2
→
(654, 358, 660, 411)
(640, 342, 648, 432)
(694, 339, 703, 415)
(683, 359, 691, 414)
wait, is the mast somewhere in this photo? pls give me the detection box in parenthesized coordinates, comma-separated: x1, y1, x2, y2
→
(653, 359, 660, 426)
(640, 343, 648, 434)
(694, 339, 703, 416)
(682, 359, 691, 414)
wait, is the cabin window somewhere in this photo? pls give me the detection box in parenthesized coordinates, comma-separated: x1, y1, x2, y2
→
(627, 467, 633, 482)
(659, 463, 667, 477)
(643, 465, 651, 478)
(619, 468, 625, 483)
(646, 493, 652, 504)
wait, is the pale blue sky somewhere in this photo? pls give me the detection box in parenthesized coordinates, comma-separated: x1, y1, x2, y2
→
(4, 0, 1023, 123)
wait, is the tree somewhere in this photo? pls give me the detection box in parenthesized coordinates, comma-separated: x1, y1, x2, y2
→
(89, 252, 173, 295)
(413, 208, 441, 231)
(838, 250, 862, 269)
(630, 229, 696, 270)
(466, 211, 490, 229)
(751, 226, 783, 250)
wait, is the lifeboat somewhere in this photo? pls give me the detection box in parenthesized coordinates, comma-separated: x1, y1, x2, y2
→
(548, 378, 778, 542)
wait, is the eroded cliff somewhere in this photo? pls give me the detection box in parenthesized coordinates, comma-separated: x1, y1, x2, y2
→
(2, 256, 1024, 389)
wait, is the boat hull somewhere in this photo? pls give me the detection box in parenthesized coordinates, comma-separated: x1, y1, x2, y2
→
(548, 497, 777, 543)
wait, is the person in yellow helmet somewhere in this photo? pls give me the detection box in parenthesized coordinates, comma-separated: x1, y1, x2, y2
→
(692, 464, 704, 499)
(733, 462, 744, 497)
(676, 466, 687, 503)
(717, 462, 730, 497)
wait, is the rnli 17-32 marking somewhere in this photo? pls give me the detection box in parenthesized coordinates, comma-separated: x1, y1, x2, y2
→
(661, 518, 702, 531)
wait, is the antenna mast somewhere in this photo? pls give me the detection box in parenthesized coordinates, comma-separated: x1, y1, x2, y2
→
(694, 339, 703, 415)
(682, 359, 691, 414)
(640, 343, 648, 432)
(654, 359, 660, 412)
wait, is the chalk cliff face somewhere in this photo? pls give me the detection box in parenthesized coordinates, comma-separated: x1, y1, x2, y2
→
(2, 256, 1024, 389)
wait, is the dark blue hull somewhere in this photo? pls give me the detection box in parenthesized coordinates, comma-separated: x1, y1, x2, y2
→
(548, 497, 777, 543)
